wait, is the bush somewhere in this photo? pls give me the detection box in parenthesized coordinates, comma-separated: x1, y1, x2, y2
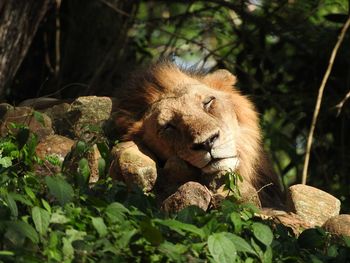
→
(0, 129, 350, 262)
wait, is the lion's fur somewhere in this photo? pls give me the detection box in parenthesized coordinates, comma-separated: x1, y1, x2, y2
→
(114, 60, 284, 208)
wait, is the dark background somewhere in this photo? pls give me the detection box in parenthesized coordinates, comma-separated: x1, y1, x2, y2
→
(2, 0, 350, 211)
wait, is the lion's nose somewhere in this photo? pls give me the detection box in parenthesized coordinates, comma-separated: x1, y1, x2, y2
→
(191, 132, 219, 152)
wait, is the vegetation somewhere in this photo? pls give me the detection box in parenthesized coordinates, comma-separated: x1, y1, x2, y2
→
(1, 0, 350, 261)
(1, 129, 350, 262)
(3, 0, 349, 212)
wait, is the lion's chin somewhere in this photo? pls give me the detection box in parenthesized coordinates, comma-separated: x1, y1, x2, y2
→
(201, 157, 239, 175)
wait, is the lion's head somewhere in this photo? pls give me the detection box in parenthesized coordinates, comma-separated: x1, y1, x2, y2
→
(115, 60, 284, 207)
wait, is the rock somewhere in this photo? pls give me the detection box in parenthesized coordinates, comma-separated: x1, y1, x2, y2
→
(85, 144, 102, 184)
(0, 106, 53, 140)
(70, 96, 113, 135)
(211, 180, 262, 208)
(19, 98, 64, 110)
(161, 182, 212, 213)
(286, 184, 341, 227)
(36, 135, 75, 161)
(323, 214, 350, 237)
(42, 96, 113, 138)
(34, 135, 75, 176)
(201, 172, 261, 208)
(42, 103, 73, 136)
(259, 209, 312, 235)
(0, 103, 13, 119)
(110, 141, 157, 192)
(63, 142, 102, 184)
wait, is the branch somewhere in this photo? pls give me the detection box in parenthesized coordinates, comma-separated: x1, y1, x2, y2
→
(335, 89, 350, 116)
(302, 15, 350, 185)
(55, 0, 62, 77)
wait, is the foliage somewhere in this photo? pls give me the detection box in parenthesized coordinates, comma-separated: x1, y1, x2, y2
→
(128, 0, 350, 211)
(6, 0, 350, 213)
(0, 131, 350, 262)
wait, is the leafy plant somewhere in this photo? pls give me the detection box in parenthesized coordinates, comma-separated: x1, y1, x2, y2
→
(0, 130, 350, 262)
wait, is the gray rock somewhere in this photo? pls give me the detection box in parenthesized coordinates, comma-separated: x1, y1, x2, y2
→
(36, 134, 75, 162)
(63, 141, 102, 184)
(323, 214, 350, 237)
(110, 141, 157, 192)
(0, 106, 53, 140)
(86, 144, 102, 184)
(202, 172, 261, 208)
(70, 96, 112, 134)
(42, 96, 113, 138)
(286, 184, 341, 226)
(34, 135, 75, 176)
(162, 181, 212, 213)
(0, 103, 13, 119)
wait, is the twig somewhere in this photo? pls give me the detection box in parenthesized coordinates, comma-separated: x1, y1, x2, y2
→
(55, 0, 62, 77)
(302, 15, 350, 185)
(99, 0, 131, 17)
(336, 89, 350, 116)
(256, 183, 273, 194)
(43, 33, 54, 74)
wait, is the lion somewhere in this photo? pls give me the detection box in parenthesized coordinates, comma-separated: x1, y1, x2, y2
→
(114, 59, 285, 208)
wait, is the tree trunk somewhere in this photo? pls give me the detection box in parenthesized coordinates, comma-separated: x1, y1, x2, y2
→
(0, 0, 51, 99)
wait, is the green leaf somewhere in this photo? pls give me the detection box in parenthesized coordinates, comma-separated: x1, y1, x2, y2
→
(77, 158, 90, 185)
(0, 250, 14, 256)
(41, 199, 51, 213)
(176, 205, 205, 224)
(230, 212, 242, 234)
(50, 209, 70, 224)
(252, 222, 273, 246)
(97, 142, 110, 161)
(45, 155, 61, 166)
(343, 236, 350, 247)
(24, 186, 37, 202)
(223, 232, 257, 255)
(62, 229, 86, 261)
(75, 141, 88, 155)
(91, 217, 108, 237)
(263, 246, 273, 263)
(45, 176, 74, 205)
(4, 193, 18, 218)
(140, 220, 164, 245)
(32, 206, 51, 235)
(26, 133, 39, 158)
(47, 232, 62, 261)
(250, 238, 264, 259)
(6, 221, 39, 244)
(158, 241, 187, 262)
(105, 202, 129, 223)
(9, 193, 33, 206)
(208, 233, 237, 263)
(155, 219, 205, 239)
(327, 244, 338, 257)
(33, 111, 45, 126)
(0, 156, 12, 168)
(98, 158, 106, 177)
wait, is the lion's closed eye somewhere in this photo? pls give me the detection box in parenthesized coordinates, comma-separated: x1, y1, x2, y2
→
(158, 122, 176, 135)
(203, 96, 216, 111)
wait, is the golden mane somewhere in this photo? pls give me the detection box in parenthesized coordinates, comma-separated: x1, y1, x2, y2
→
(114, 60, 284, 208)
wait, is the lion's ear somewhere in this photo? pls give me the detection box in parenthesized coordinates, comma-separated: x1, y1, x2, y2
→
(202, 69, 237, 90)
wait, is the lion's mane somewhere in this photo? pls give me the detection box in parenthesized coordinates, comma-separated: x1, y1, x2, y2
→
(114, 59, 284, 207)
